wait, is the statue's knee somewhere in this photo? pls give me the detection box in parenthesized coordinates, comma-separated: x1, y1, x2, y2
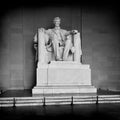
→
(65, 40, 72, 46)
(71, 47, 75, 53)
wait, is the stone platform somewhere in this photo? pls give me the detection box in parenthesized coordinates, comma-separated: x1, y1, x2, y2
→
(32, 61, 97, 95)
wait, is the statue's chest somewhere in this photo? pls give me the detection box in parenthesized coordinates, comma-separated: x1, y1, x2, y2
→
(48, 30, 61, 39)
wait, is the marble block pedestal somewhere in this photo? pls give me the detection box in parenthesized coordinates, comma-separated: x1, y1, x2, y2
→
(32, 61, 97, 95)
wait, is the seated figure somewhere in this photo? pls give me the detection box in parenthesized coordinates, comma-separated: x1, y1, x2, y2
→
(34, 17, 82, 64)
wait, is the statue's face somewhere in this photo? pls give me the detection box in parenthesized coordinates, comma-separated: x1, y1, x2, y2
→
(54, 20, 61, 27)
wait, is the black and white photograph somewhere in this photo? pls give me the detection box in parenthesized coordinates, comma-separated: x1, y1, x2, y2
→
(0, 0, 120, 120)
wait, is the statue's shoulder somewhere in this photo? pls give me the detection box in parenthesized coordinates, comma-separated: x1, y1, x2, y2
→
(46, 29, 52, 31)
(45, 29, 53, 34)
(60, 29, 68, 32)
(60, 29, 70, 35)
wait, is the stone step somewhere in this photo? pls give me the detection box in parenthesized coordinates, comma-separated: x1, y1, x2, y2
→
(1, 95, 120, 107)
(32, 85, 97, 95)
(33, 85, 96, 88)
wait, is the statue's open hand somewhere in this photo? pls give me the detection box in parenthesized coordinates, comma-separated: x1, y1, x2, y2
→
(39, 28, 45, 32)
(71, 30, 78, 34)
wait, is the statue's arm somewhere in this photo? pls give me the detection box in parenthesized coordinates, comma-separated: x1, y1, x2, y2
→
(45, 29, 51, 35)
(65, 30, 78, 37)
(44, 29, 52, 45)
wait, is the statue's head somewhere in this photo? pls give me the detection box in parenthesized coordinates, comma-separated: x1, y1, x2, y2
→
(53, 17, 61, 27)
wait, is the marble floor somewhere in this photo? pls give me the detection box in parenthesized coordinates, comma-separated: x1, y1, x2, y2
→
(0, 89, 120, 120)
(0, 89, 120, 97)
(0, 103, 120, 120)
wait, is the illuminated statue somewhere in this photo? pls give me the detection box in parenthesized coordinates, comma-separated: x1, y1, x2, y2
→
(34, 17, 82, 64)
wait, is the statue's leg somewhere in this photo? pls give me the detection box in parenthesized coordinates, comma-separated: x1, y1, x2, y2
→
(52, 38, 62, 61)
(63, 39, 72, 61)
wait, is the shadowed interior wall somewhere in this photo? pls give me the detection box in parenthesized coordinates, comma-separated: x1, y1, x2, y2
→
(0, 5, 120, 91)
(82, 8, 120, 90)
(0, 6, 81, 90)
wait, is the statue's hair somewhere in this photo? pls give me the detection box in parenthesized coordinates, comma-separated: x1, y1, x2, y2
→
(53, 17, 61, 22)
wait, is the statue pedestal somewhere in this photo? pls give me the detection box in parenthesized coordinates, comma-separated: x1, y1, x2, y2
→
(32, 61, 97, 95)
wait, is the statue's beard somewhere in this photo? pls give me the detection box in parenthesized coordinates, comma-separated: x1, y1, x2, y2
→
(55, 23, 60, 27)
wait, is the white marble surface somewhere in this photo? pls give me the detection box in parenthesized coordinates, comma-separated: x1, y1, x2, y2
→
(33, 62, 97, 95)
(32, 85, 97, 94)
(36, 61, 91, 86)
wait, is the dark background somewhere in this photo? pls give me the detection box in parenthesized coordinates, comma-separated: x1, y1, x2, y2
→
(0, 1, 120, 91)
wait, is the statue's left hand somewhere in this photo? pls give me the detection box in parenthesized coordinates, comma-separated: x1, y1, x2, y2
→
(72, 30, 78, 34)
(39, 28, 45, 32)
